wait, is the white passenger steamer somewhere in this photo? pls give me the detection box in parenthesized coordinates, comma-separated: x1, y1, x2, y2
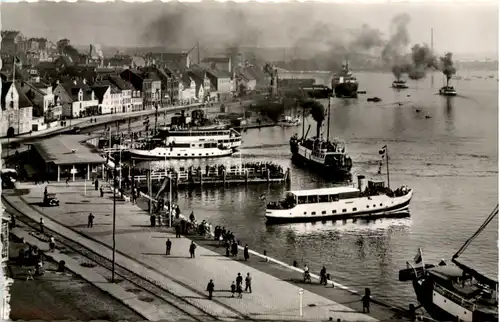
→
(265, 175, 412, 224)
(129, 128, 241, 159)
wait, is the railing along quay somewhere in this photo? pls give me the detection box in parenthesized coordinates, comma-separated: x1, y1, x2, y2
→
(130, 166, 291, 189)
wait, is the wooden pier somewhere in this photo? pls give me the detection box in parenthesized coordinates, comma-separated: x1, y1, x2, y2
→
(130, 166, 291, 189)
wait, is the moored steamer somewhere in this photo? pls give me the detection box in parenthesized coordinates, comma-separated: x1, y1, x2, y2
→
(265, 175, 412, 224)
(398, 205, 498, 322)
(129, 128, 241, 159)
(392, 80, 409, 89)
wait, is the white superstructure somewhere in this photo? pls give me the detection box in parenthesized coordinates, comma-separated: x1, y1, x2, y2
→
(265, 177, 412, 224)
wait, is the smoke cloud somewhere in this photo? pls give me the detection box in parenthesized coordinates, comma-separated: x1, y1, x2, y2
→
(440, 52, 457, 84)
(381, 13, 438, 80)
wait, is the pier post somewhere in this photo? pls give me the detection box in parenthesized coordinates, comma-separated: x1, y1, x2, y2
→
(245, 169, 248, 184)
(199, 170, 203, 186)
(223, 170, 226, 185)
(266, 169, 270, 183)
(174, 171, 179, 188)
(286, 167, 292, 187)
(147, 170, 152, 214)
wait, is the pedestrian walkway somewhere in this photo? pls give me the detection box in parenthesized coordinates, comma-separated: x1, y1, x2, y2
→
(7, 183, 380, 321)
(9, 227, 188, 321)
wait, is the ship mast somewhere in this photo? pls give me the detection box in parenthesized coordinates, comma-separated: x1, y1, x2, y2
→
(326, 98, 331, 141)
(451, 204, 498, 288)
(431, 28, 434, 88)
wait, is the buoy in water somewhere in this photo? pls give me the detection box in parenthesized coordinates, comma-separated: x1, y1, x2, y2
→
(425, 115, 432, 119)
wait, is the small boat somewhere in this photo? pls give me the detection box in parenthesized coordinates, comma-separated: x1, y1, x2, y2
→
(278, 115, 301, 127)
(367, 97, 382, 102)
(399, 205, 498, 322)
(439, 86, 457, 96)
(265, 175, 412, 224)
(392, 80, 409, 89)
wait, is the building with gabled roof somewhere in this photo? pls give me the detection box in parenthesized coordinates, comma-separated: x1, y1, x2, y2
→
(0, 81, 33, 137)
(53, 79, 98, 118)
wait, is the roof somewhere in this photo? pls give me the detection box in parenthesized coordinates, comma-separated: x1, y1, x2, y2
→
(108, 76, 134, 91)
(203, 57, 230, 63)
(288, 187, 359, 197)
(206, 69, 232, 79)
(91, 85, 110, 103)
(14, 82, 33, 108)
(32, 135, 106, 165)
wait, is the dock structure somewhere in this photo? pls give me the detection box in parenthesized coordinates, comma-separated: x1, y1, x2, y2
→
(130, 164, 291, 189)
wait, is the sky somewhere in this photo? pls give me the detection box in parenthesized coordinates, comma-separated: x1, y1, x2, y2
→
(1, 1, 498, 59)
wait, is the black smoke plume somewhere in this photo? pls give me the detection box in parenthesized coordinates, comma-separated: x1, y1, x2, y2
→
(382, 13, 411, 80)
(300, 99, 325, 138)
(440, 52, 457, 85)
(407, 44, 438, 80)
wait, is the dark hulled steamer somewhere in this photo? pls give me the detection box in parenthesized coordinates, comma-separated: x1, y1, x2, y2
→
(331, 62, 359, 98)
(290, 98, 352, 179)
(399, 205, 498, 322)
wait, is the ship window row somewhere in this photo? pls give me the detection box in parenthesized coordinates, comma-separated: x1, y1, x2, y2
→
(296, 192, 359, 204)
(160, 152, 215, 156)
(168, 131, 230, 137)
(218, 138, 240, 143)
(301, 208, 360, 215)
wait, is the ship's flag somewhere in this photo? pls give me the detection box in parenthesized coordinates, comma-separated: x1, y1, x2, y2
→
(379, 145, 387, 155)
(414, 248, 423, 264)
(259, 193, 266, 200)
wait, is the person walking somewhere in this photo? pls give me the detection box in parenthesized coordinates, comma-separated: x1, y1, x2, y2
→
(87, 213, 94, 228)
(245, 273, 252, 293)
(362, 288, 371, 313)
(39, 218, 44, 234)
(236, 283, 243, 298)
(236, 273, 243, 288)
(166, 238, 172, 255)
(189, 241, 197, 258)
(206, 279, 215, 300)
(244, 244, 250, 261)
(49, 236, 56, 252)
(230, 281, 236, 297)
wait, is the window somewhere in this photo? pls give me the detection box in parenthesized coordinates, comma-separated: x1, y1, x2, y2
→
(303, 212, 307, 215)
(380, 203, 383, 206)
(332, 210, 337, 214)
(353, 208, 357, 211)
(367, 205, 370, 208)
(311, 212, 316, 215)
(342, 209, 347, 213)
(321, 211, 326, 215)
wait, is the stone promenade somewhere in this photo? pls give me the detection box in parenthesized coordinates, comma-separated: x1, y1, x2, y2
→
(6, 181, 400, 321)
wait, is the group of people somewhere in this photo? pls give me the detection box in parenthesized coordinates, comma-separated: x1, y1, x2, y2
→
(206, 272, 253, 300)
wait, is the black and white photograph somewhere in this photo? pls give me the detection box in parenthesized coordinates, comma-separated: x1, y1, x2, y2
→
(0, 1, 498, 321)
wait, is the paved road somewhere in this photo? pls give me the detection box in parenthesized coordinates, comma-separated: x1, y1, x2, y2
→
(4, 181, 411, 322)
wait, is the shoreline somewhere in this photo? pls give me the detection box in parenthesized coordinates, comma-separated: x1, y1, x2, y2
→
(134, 192, 409, 319)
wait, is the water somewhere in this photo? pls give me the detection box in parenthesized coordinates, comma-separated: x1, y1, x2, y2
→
(135, 70, 498, 308)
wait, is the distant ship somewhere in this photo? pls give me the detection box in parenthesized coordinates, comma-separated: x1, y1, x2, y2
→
(392, 80, 409, 89)
(439, 85, 457, 96)
(331, 62, 358, 98)
(289, 98, 352, 179)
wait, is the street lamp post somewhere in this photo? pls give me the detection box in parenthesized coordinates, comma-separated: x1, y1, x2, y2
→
(298, 288, 304, 317)
(111, 166, 117, 282)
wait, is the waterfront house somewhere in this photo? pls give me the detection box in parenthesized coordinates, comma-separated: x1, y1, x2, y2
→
(178, 73, 197, 104)
(0, 80, 33, 137)
(120, 69, 159, 109)
(206, 69, 233, 94)
(17, 81, 62, 130)
(53, 79, 99, 118)
(106, 76, 135, 113)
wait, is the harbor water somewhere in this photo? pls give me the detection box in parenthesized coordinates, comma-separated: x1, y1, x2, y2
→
(135, 70, 498, 308)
